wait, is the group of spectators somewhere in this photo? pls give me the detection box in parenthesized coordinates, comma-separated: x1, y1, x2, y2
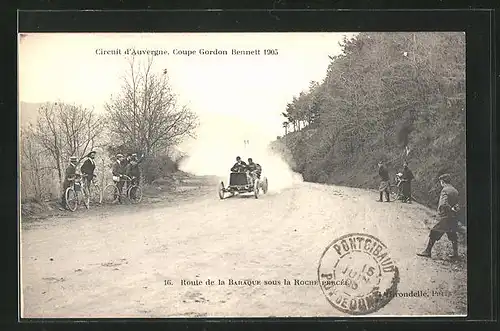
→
(60, 151, 144, 208)
(377, 160, 461, 260)
(60, 151, 98, 209)
(377, 160, 414, 203)
(111, 153, 144, 203)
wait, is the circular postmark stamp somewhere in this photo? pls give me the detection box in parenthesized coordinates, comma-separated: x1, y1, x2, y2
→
(317, 233, 400, 315)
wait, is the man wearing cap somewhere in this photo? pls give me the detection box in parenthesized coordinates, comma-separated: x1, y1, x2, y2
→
(61, 156, 78, 208)
(417, 173, 460, 259)
(377, 161, 391, 202)
(81, 151, 97, 188)
(112, 153, 126, 203)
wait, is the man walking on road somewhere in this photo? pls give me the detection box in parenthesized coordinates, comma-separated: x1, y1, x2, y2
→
(377, 161, 391, 202)
(417, 173, 460, 259)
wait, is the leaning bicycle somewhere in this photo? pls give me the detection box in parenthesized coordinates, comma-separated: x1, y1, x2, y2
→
(81, 173, 103, 206)
(102, 175, 143, 204)
(65, 174, 89, 211)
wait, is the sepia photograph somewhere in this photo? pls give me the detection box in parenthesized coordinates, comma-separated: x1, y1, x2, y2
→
(18, 32, 467, 318)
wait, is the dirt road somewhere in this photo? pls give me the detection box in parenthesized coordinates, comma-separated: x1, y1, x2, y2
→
(21, 177, 467, 318)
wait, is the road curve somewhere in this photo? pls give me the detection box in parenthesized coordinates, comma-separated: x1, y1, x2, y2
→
(20, 179, 466, 318)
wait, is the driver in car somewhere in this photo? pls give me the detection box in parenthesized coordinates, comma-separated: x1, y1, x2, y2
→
(231, 156, 247, 173)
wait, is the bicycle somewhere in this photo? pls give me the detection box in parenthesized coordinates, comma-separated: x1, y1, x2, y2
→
(65, 174, 89, 211)
(102, 175, 143, 204)
(390, 178, 402, 201)
(81, 173, 103, 206)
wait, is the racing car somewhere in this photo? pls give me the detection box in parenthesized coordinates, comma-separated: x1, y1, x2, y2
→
(218, 170, 268, 199)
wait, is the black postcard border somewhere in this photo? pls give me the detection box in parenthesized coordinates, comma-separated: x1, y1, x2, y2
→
(4, 5, 497, 331)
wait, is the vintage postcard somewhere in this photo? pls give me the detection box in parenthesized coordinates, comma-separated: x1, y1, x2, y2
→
(18, 32, 467, 318)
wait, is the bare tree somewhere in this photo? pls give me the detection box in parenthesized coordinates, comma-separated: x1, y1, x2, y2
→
(34, 102, 105, 184)
(57, 103, 104, 161)
(105, 56, 198, 156)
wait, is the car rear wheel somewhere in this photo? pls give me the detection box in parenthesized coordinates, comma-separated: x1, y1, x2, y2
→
(253, 179, 259, 199)
(262, 177, 268, 194)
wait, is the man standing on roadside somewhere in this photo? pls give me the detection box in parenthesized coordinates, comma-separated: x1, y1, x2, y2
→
(60, 156, 78, 209)
(377, 161, 391, 202)
(80, 150, 97, 188)
(122, 153, 132, 172)
(401, 161, 415, 203)
(125, 153, 144, 186)
(417, 173, 460, 259)
(112, 153, 126, 203)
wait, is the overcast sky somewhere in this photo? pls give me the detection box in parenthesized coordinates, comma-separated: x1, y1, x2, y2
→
(18, 32, 357, 154)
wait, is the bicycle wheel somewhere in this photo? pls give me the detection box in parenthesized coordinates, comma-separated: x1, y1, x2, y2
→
(82, 184, 90, 209)
(261, 177, 268, 194)
(391, 186, 403, 201)
(253, 178, 259, 199)
(91, 183, 102, 204)
(65, 187, 78, 212)
(102, 184, 119, 204)
(127, 185, 143, 203)
(389, 188, 397, 201)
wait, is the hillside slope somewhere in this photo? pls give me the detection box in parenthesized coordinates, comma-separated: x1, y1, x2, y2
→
(272, 32, 465, 218)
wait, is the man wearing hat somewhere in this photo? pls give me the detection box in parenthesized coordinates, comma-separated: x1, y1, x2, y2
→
(377, 161, 391, 202)
(112, 153, 126, 203)
(61, 156, 78, 208)
(417, 173, 460, 259)
(81, 150, 97, 188)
